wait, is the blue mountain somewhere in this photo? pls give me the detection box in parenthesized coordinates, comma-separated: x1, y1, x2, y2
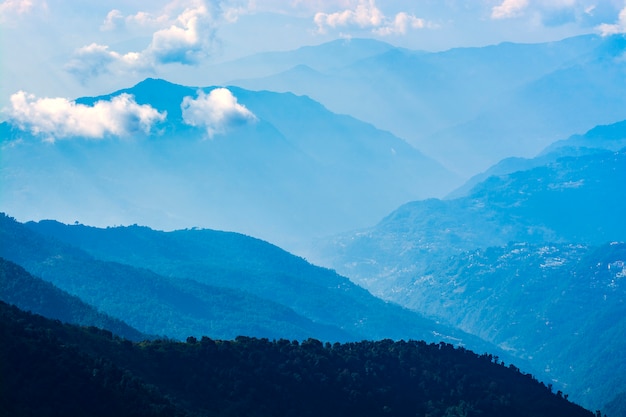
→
(229, 34, 626, 177)
(310, 146, 626, 411)
(0, 78, 456, 251)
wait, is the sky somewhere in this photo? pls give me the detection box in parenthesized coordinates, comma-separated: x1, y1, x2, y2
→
(1, 0, 626, 118)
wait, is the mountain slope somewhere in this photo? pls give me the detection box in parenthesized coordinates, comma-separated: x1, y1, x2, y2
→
(2, 213, 503, 352)
(311, 148, 626, 410)
(19, 215, 505, 352)
(447, 118, 626, 199)
(1, 302, 594, 417)
(381, 242, 626, 411)
(0, 257, 145, 341)
(0, 214, 352, 341)
(315, 148, 626, 280)
(0, 78, 456, 250)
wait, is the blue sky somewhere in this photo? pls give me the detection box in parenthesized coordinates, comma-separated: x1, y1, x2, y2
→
(1, 0, 626, 116)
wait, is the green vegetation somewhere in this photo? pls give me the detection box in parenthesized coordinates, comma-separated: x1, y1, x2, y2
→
(0, 257, 145, 341)
(0, 301, 593, 417)
(314, 148, 626, 411)
(0, 213, 351, 341)
(7, 213, 495, 350)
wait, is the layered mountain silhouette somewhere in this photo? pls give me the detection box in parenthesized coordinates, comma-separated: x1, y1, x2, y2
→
(0, 78, 456, 251)
(2, 33, 625, 416)
(228, 34, 626, 176)
(1, 213, 506, 356)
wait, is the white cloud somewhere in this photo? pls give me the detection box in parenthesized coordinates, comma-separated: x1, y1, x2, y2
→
(100, 9, 124, 31)
(7, 91, 166, 140)
(597, 6, 626, 35)
(373, 12, 426, 36)
(181, 88, 257, 138)
(147, 4, 214, 65)
(69, 0, 218, 81)
(313, 0, 431, 36)
(491, 0, 530, 19)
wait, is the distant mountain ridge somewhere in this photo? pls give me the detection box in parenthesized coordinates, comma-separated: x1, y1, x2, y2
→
(228, 34, 626, 176)
(447, 117, 626, 198)
(207, 38, 398, 82)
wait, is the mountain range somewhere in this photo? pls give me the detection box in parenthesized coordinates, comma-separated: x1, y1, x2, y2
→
(1, 212, 507, 356)
(0, 78, 456, 250)
(226, 34, 626, 176)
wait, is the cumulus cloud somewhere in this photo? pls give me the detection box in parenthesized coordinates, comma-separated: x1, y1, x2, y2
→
(597, 6, 626, 35)
(69, 0, 218, 81)
(7, 91, 166, 140)
(314, 0, 431, 36)
(181, 88, 257, 138)
(491, 0, 529, 19)
(147, 4, 214, 65)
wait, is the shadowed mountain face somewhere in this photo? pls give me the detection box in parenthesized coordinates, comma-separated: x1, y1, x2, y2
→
(0, 257, 145, 341)
(228, 34, 626, 176)
(0, 78, 456, 251)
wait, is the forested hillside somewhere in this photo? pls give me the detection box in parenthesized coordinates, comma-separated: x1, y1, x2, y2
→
(2, 213, 497, 351)
(0, 302, 594, 417)
(0, 257, 145, 341)
(312, 147, 626, 411)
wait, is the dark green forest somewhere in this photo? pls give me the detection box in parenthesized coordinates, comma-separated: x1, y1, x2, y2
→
(0, 301, 593, 417)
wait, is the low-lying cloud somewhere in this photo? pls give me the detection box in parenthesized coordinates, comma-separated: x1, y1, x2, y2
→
(7, 91, 166, 140)
(181, 88, 257, 138)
